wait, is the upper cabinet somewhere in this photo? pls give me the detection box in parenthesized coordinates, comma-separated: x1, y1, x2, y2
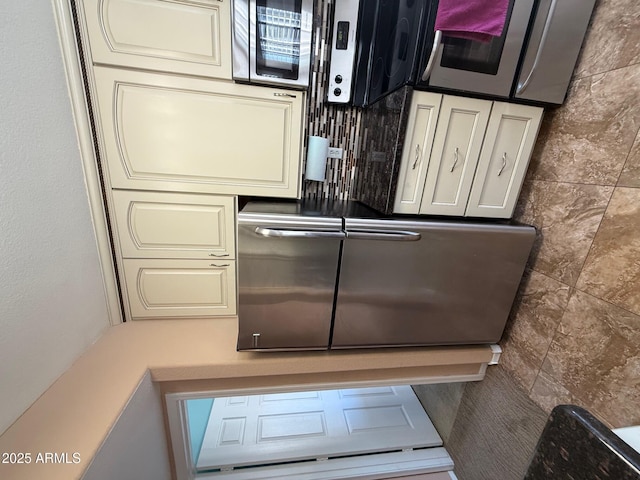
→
(79, 0, 232, 80)
(93, 66, 303, 198)
(394, 91, 543, 219)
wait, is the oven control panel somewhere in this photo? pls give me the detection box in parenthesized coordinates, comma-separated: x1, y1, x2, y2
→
(327, 1, 359, 103)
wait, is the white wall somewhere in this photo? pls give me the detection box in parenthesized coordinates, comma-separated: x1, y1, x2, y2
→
(82, 373, 172, 480)
(0, 1, 110, 434)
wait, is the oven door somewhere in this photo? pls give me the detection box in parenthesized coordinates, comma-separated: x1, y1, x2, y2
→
(418, 0, 535, 98)
(233, 0, 313, 88)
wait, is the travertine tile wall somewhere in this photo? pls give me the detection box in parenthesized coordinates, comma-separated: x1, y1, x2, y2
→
(501, 0, 640, 429)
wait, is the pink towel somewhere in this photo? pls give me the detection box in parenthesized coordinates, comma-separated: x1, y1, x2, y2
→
(434, 0, 510, 43)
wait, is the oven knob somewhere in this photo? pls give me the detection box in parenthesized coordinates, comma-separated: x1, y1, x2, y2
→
(335, 75, 343, 84)
(334, 88, 342, 96)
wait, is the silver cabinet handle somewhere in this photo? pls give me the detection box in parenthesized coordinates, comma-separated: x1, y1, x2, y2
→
(412, 144, 421, 170)
(209, 253, 229, 257)
(450, 147, 459, 172)
(274, 92, 296, 98)
(346, 230, 421, 241)
(252, 333, 260, 348)
(255, 226, 345, 239)
(210, 263, 230, 267)
(498, 152, 507, 176)
(421, 30, 442, 82)
(516, 0, 558, 95)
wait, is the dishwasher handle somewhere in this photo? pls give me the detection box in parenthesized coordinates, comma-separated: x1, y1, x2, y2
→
(346, 229, 421, 241)
(254, 226, 346, 239)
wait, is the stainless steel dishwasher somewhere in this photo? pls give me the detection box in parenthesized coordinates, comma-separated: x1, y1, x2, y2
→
(237, 200, 535, 351)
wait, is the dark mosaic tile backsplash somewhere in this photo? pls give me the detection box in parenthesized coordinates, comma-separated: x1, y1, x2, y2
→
(302, 0, 410, 207)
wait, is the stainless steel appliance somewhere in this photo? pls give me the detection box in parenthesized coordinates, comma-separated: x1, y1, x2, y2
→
(237, 200, 535, 351)
(232, 0, 314, 89)
(417, 0, 597, 105)
(328, 0, 596, 106)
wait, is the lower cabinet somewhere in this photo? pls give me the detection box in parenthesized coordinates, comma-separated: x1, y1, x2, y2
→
(110, 190, 237, 320)
(394, 91, 543, 218)
(122, 259, 236, 319)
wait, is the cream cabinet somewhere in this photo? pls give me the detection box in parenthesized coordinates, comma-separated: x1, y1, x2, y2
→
(420, 96, 492, 216)
(123, 259, 236, 318)
(465, 102, 544, 218)
(394, 92, 543, 218)
(93, 66, 303, 198)
(112, 190, 237, 319)
(79, 0, 232, 80)
(111, 190, 235, 259)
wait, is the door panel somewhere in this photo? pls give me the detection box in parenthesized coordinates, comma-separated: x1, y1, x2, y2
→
(466, 103, 543, 218)
(420, 96, 491, 216)
(112, 190, 235, 258)
(394, 92, 442, 214)
(332, 218, 535, 348)
(236, 216, 342, 350)
(514, 0, 596, 104)
(198, 386, 442, 470)
(427, 0, 536, 98)
(123, 258, 236, 318)
(80, 0, 232, 79)
(93, 66, 303, 197)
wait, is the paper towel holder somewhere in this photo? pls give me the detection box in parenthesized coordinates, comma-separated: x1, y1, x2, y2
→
(305, 135, 329, 182)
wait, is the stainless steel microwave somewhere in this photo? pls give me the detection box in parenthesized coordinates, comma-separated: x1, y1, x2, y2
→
(232, 0, 314, 89)
(329, 0, 596, 107)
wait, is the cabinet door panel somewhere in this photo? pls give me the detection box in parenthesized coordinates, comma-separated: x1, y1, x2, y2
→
(466, 103, 543, 218)
(94, 66, 303, 197)
(393, 92, 442, 214)
(112, 190, 235, 259)
(420, 96, 491, 216)
(123, 259, 236, 318)
(80, 0, 231, 79)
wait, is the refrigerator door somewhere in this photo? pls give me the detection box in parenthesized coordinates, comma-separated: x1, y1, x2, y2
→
(513, 0, 596, 105)
(332, 218, 535, 348)
(237, 212, 344, 351)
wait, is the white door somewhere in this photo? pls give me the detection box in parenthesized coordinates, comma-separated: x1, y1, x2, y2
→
(197, 385, 442, 471)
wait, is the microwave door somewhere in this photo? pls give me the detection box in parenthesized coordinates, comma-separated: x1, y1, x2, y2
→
(424, 0, 535, 98)
(514, 0, 596, 105)
(249, 0, 313, 88)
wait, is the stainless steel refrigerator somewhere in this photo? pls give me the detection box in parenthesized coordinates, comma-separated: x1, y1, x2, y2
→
(237, 200, 535, 351)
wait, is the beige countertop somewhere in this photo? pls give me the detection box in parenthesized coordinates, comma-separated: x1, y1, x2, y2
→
(0, 317, 494, 479)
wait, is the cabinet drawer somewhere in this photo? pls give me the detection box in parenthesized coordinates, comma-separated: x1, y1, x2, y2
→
(112, 190, 235, 259)
(123, 259, 236, 318)
(420, 96, 491, 216)
(79, 0, 231, 80)
(466, 103, 543, 218)
(393, 91, 442, 214)
(93, 66, 303, 198)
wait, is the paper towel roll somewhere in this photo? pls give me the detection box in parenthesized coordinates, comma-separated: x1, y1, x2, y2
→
(305, 136, 329, 182)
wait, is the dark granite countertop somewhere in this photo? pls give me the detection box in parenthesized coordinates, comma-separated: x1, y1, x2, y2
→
(525, 405, 640, 479)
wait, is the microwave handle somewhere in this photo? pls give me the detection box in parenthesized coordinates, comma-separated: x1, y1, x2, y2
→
(516, 0, 558, 95)
(420, 30, 442, 82)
